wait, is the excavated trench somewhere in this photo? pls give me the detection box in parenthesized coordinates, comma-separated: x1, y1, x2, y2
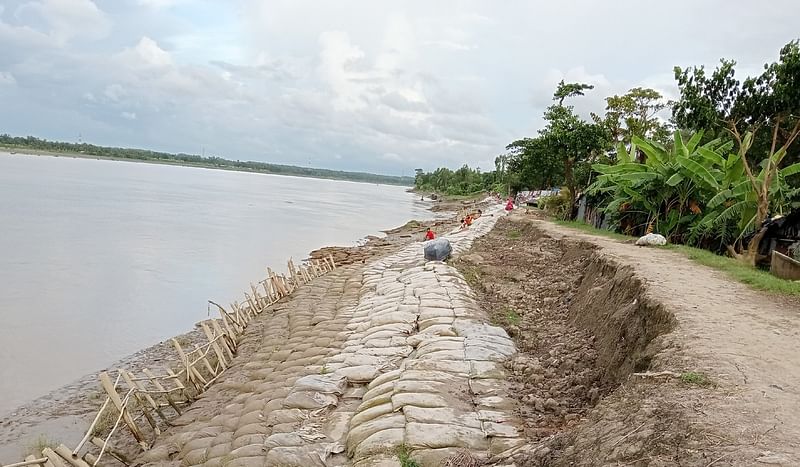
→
(454, 216, 680, 465)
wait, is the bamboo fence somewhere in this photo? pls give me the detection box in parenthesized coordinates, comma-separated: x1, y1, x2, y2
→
(1, 255, 336, 467)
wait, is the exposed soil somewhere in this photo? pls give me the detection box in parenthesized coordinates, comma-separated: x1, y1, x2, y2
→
(455, 211, 800, 466)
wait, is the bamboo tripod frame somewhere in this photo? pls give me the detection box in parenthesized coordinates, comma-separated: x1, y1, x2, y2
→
(0, 255, 336, 467)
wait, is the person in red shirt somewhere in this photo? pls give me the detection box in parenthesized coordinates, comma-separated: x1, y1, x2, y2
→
(425, 227, 436, 240)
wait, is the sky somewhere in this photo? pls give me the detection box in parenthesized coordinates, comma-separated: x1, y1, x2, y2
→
(1, 1, 798, 175)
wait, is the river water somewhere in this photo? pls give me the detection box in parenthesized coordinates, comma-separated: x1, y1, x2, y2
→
(0, 152, 431, 415)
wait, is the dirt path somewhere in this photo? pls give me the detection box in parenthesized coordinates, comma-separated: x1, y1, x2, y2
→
(459, 212, 800, 466)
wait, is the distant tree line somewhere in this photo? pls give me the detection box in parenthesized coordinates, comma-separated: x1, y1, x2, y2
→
(413, 165, 504, 196)
(0, 135, 415, 186)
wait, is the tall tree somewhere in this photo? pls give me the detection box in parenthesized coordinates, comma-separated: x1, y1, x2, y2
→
(592, 87, 671, 145)
(672, 40, 800, 263)
(542, 82, 609, 209)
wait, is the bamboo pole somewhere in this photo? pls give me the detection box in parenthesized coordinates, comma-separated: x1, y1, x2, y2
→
(5, 457, 48, 467)
(193, 344, 216, 377)
(209, 301, 241, 339)
(172, 339, 206, 388)
(98, 372, 145, 446)
(328, 253, 336, 270)
(89, 437, 131, 466)
(40, 449, 68, 467)
(142, 368, 182, 415)
(209, 319, 235, 360)
(121, 370, 168, 427)
(166, 368, 192, 402)
(53, 445, 90, 467)
(200, 322, 228, 370)
(73, 372, 120, 455)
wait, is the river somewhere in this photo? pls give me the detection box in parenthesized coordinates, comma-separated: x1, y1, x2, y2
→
(0, 152, 431, 415)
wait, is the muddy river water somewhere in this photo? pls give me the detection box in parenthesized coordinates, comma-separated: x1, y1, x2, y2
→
(0, 152, 431, 415)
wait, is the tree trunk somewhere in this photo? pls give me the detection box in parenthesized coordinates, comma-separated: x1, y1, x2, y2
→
(564, 156, 575, 220)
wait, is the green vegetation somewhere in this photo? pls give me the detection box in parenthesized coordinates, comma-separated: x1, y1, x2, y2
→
(416, 39, 800, 287)
(504, 308, 521, 326)
(26, 435, 58, 456)
(414, 165, 502, 196)
(0, 135, 414, 186)
(554, 220, 633, 241)
(506, 229, 521, 239)
(395, 445, 421, 467)
(680, 371, 713, 387)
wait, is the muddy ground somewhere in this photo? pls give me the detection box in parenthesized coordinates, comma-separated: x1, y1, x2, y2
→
(455, 212, 800, 466)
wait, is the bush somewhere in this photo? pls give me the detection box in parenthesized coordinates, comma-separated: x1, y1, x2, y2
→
(540, 188, 572, 220)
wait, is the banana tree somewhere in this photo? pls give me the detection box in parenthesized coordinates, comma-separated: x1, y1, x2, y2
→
(588, 131, 727, 241)
(694, 125, 800, 265)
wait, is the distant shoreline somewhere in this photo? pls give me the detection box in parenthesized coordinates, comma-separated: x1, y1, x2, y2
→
(0, 146, 414, 187)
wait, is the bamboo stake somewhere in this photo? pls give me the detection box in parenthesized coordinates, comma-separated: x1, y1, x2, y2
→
(73, 372, 120, 455)
(193, 343, 216, 377)
(200, 321, 228, 370)
(210, 301, 239, 346)
(40, 449, 68, 467)
(53, 445, 90, 467)
(89, 437, 131, 466)
(329, 254, 336, 270)
(142, 368, 182, 415)
(121, 370, 168, 427)
(166, 368, 192, 402)
(98, 372, 146, 446)
(5, 457, 48, 467)
(172, 339, 206, 388)
(209, 319, 235, 360)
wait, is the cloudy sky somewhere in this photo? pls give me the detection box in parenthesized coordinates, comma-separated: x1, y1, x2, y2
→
(1, 0, 798, 175)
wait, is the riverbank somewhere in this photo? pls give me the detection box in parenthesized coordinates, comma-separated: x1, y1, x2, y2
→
(0, 212, 460, 464)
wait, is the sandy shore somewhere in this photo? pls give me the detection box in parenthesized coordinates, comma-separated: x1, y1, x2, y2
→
(0, 209, 462, 464)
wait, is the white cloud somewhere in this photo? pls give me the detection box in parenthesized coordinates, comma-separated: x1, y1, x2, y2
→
(121, 111, 137, 120)
(116, 37, 173, 69)
(16, 0, 111, 45)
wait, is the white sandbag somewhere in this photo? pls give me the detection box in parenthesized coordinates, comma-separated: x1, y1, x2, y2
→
(403, 406, 482, 429)
(335, 365, 380, 383)
(635, 233, 667, 246)
(283, 391, 339, 410)
(404, 422, 489, 450)
(346, 414, 406, 456)
(293, 373, 347, 395)
(351, 428, 405, 461)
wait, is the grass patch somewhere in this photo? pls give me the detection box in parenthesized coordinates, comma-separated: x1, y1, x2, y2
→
(665, 245, 800, 296)
(320, 364, 330, 375)
(507, 229, 521, 239)
(25, 435, 58, 456)
(551, 219, 800, 297)
(553, 220, 632, 241)
(680, 371, 713, 387)
(395, 445, 421, 467)
(504, 308, 521, 326)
